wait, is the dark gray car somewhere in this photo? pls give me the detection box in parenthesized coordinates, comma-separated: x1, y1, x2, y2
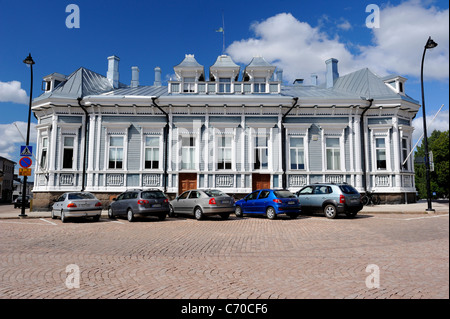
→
(295, 183, 363, 219)
(108, 188, 169, 222)
(169, 189, 235, 220)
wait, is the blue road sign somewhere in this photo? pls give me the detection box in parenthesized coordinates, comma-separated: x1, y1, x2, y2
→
(20, 145, 33, 157)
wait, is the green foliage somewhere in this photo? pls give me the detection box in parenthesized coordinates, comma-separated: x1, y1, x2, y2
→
(414, 130, 449, 199)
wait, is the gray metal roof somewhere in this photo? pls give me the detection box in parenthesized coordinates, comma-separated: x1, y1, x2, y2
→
(210, 55, 240, 69)
(174, 54, 203, 69)
(34, 67, 114, 102)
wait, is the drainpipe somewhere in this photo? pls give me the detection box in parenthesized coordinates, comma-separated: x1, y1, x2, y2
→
(281, 97, 299, 189)
(77, 97, 88, 192)
(360, 98, 373, 193)
(151, 97, 169, 193)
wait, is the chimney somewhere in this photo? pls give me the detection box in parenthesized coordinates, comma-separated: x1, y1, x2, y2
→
(325, 58, 339, 88)
(107, 55, 120, 89)
(310, 74, 318, 86)
(276, 68, 283, 83)
(131, 66, 139, 88)
(154, 66, 161, 87)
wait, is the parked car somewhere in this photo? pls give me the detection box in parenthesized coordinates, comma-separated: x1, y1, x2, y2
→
(108, 188, 169, 222)
(169, 189, 235, 220)
(14, 196, 31, 208)
(295, 183, 363, 219)
(51, 192, 103, 223)
(234, 189, 301, 219)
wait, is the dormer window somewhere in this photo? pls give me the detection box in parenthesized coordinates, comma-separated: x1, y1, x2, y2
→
(183, 77, 195, 93)
(253, 77, 266, 93)
(218, 78, 231, 93)
(383, 75, 406, 95)
(41, 73, 67, 92)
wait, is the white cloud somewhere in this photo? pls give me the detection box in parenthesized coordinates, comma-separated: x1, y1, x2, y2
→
(337, 20, 352, 31)
(0, 122, 37, 159)
(412, 109, 449, 143)
(226, 12, 355, 83)
(0, 81, 28, 104)
(226, 1, 449, 83)
(357, 1, 449, 80)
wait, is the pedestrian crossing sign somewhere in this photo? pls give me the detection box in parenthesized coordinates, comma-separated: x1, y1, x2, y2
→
(20, 145, 33, 157)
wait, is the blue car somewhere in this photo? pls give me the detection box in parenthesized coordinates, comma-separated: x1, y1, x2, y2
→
(234, 189, 301, 219)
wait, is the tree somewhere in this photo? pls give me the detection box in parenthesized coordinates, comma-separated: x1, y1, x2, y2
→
(414, 130, 449, 199)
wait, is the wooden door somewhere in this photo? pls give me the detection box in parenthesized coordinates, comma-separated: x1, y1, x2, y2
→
(178, 173, 197, 194)
(252, 174, 271, 191)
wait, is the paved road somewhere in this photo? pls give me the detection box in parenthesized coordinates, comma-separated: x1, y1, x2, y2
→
(0, 211, 448, 300)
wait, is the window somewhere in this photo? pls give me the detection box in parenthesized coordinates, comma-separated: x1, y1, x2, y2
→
(217, 136, 232, 170)
(40, 137, 48, 170)
(218, 78, 231, 93)
(258, 190, 270, 199)
(181, 136, 196, 170)
(109, 136, 124, 169)
(62, 136, 74, 169)
(171, 83, 180, 93)
(298, 186, 314, 195)
(178, 191, 189, 200)
(183, 77, 195, 93)
(402, 138, 409, 170)
(326, 138, 340, 170)
(254, 135, 268, 170)
(375, 138, 387, 170)
(289, 137, 305, 170)
(253, 77, 266, 93)
(144, 136, 159, 169)
(188, 191, 200, 199)
(246, 191, 259, 200)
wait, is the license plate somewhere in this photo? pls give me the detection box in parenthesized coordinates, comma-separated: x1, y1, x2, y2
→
(221, 200, 229, 204)
(288, 201, 295, 205)
(152, 204, 161, 208)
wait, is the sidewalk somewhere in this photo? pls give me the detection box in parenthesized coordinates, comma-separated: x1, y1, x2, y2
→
(0, 200, 448, 219)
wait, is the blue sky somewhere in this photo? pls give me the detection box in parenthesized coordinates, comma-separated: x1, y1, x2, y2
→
(0, 0, 448, 173)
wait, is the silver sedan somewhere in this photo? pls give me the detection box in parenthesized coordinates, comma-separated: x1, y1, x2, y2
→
(169, 189, 235, 220)
(51, 192, 103, 223)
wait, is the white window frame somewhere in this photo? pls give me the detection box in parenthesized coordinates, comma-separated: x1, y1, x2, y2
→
(57, 123, 81, 171)
(369, 124, 392, 172)
(216, 135, 233, 170)
(289, 136, 306, 170)
(319, 123, 347, 172)
(108, 135, 125, 170)
(375, 137, 387, 171)
(103, 123, 131, 171)
(218, 78, 231, 93)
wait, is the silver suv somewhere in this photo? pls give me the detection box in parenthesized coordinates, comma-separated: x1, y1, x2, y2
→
(108, 189, 169, 222)
(295, 183, 362, 219)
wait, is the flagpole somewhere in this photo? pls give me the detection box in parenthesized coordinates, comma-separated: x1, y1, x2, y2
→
(222, 12, 225, 54)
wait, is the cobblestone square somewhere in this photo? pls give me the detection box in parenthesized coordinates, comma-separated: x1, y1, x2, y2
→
(0, 213, 448, 299)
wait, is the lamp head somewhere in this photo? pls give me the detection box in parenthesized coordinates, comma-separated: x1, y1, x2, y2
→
(425, 37, 438, 49)
(23, 53, 35, 65)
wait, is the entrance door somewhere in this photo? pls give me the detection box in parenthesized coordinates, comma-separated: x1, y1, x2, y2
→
(178, 173, 197, 195)
(252, 173, 271, 191)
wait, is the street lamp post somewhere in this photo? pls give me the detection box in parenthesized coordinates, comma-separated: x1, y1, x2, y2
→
(19, 53, 35, 218)
(420, 37, 437, 212)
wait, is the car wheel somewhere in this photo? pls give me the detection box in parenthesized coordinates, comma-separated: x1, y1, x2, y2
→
(108, 207, 115, 219)
(235, 206, 243, 218)
(266, 207, 277, 220)
(194, 207, 204, 220)
(61, 210, 67, 223)
(158, 213, 166, 221)
(127, 208, 135, 222)
(324, 204, 338, 219)
(168, 205, 176, 218)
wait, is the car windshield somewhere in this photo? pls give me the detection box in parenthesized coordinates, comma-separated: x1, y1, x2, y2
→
(339, 185, 359, 194)
(204, 190, 226, 197)
(274, 190, 296, 198)
(141, 191, 166, 199)
(68, 193, 96, 200)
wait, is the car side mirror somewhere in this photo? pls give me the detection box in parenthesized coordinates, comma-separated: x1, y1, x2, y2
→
(112, 198, 117, 201)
